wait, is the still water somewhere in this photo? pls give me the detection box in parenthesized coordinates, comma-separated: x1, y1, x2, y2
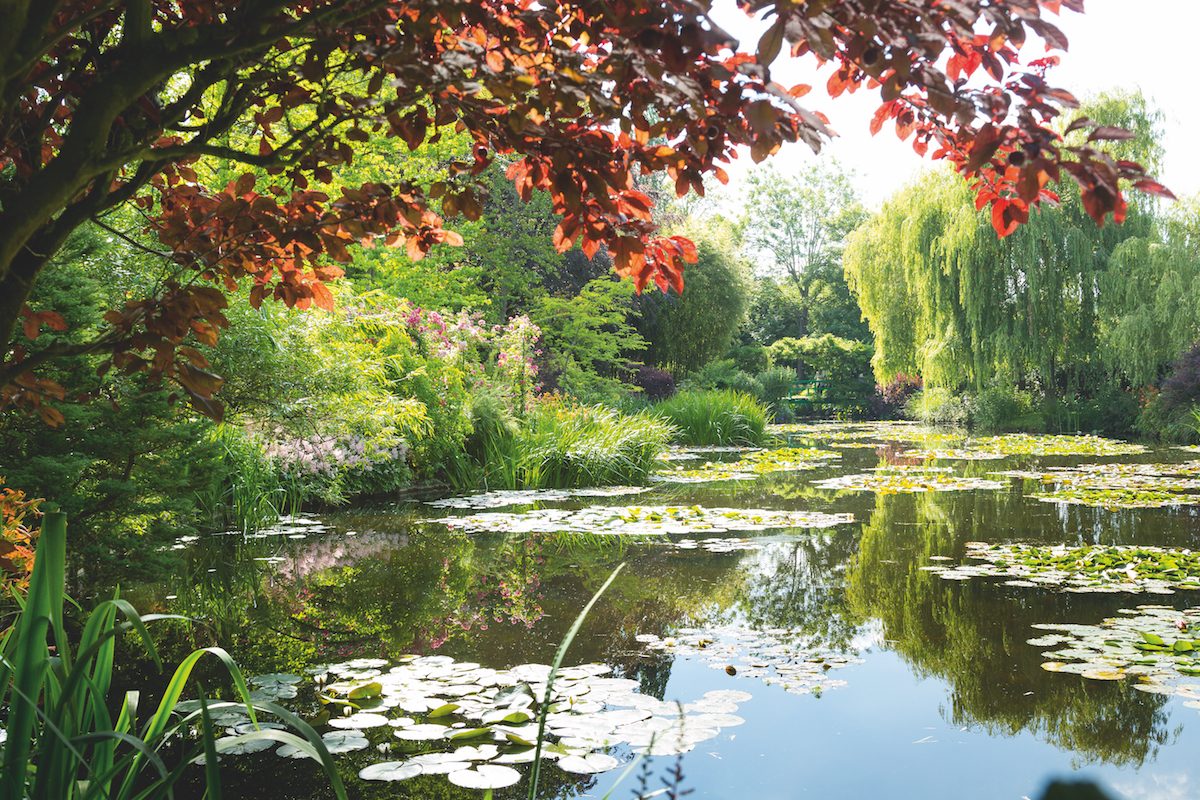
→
(132, 423, 1200, 799)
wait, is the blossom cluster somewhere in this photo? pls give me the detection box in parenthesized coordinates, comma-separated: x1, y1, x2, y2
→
(265, 433, 407, 479)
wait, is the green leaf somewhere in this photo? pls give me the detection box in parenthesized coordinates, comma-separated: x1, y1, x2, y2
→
(448, 727, 490, 740)
(348, 682, 382, 700)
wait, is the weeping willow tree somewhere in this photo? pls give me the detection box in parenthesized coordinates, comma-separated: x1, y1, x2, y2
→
(845, 90, 1178, 401)
(1100, 196, 1200, 388)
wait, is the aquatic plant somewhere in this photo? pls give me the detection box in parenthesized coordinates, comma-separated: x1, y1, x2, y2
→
(654, 446, 839, 482)
(477, 397, 675, 490)
(986, 460, 1200, 508)
(434, 505, 855, 536)
(653, 390, 769, 447)
(812, 469, 1007, 493)
(0, 511, 347, 800)
(1034, 605, 1200, 689)
(968, 433, 1147, 457)
(923, 542, 1200, 594)
(636, 625, 863, 696)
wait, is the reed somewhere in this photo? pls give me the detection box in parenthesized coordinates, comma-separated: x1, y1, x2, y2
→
(477, 400, 675, 489)
(653, 389, 769, 446)
(0, 511, 347, 800)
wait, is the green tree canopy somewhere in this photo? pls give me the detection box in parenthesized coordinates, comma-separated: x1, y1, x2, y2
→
(641, 224, 750, 376)
(845, 90, 1172, 400)
(740, 161, 868, 338)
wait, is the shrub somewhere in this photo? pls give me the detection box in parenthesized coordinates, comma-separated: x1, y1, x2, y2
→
(0, 478, 39, 604)
(870, 373, 922, 420)
(759, 366, 798, 406)
(1135, 340, 1200, 442)
(631, 365, 676, 401)
(972, 384, 1036, 432)
(680, 359, 741, 392)
(728, 370, 765, 400)
(1160, 340, 1200, 413)
(654, 390, 770, 446)
(906, 387, 971, 426)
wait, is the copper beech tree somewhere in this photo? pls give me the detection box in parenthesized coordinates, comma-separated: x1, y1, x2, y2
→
(0, 0, 1173, 423)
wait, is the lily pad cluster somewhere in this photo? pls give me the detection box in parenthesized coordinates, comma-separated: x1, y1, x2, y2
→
(1035, 606, 1200, 697)
(812, 469, 1007, 494)
(636, 626, 863, 697)
(894, 447, 1008, 461)
(654, 447, 840, 483)
(183, 654, 757, 788)
(991, 461, 1200, 509)
(435, 505, 854, 536)
(969, 434, 1147, 457)
(922, 542, 1200, 594)
(671, 537, 765, 553)
(770, 422, 962, 447)
(426, 485, 655, 510)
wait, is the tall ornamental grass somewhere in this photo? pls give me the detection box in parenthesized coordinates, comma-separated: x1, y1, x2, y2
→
(0, 511, 347, 800)
(653, 389, 769, 446)
(478, 396, 675, 489)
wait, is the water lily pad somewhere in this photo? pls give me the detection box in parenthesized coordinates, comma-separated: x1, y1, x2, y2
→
(639, 625, 861, 697)
(316, 731, 371, 754)
(427, 485, 655, 509)
(813, 471, 1007, 493)
(213, 735, 276, 755)
(251, 673, 303, 687)
(926, 542, 1200, 594)
(557, 752, 622, 774)
(359, 761, 423, 782)
(227, 721, 285, 736)
(407, 752, 473, 773)
(328, 713, 391, 729)
(447, 764, 521, 789)
(394, 723, 453, 740)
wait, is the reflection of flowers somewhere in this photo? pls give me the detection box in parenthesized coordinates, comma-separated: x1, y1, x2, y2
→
(417, 533, 547, 650)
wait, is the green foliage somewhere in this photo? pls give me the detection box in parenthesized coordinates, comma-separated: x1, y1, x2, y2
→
(846, 90, 1173, 405)
(680, 359, 743, 393)
(971, 383, 1038, 433)
(534, 277, 647, 405)
(768, 334, 873, 383)
(641, 226, 750, 375)
(654, 390, 769, 446)
(726, 343, 770, 375)
(742, 276, 808, 346)
(905, 387, 973, 427)
(0, 512, 348, 800)
(1099, 196, 1200, 388)
(0, 242, 221, 574)
(759, 366, 798, 407)
(478, 396, 674, 489)
(740, 161, 868, 340)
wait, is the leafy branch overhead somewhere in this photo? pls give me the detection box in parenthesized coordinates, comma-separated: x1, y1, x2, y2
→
(0, 0, 1169, 421)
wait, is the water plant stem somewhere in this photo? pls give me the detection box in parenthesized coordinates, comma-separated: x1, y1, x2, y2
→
(528, 562, 626, 800)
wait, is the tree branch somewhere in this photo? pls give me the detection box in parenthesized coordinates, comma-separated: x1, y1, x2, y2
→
(88, 216, 175, 260)
(0, 333, 126, 388)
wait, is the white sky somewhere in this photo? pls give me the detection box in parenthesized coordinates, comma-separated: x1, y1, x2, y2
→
(704, 0, 1199, 210)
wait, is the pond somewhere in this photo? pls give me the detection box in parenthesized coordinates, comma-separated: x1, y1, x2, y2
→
(124, 422, 1200, 799)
